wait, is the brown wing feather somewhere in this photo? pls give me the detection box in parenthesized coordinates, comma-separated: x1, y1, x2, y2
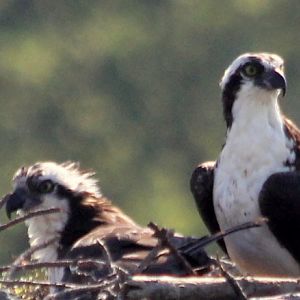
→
(190, 161, 227, 253)
(283, 117, 300, 170)
(59, 196, 212, 288)
(61, 223, 211, 289)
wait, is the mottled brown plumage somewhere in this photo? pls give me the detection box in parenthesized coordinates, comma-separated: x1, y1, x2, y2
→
(4, 161, 210, 293)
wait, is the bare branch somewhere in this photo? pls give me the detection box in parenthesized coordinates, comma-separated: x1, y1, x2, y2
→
(182, 217, 267, 255)
(0, 208, 61, 232)
(137, 220, 266, 278)
(7, 237, 59, 279)
(0, 278, 72, 289)
(124, 276, 300, 300)
(44, 273, 118, 300)
(148, 222, 195, 275)
(0, 259, 108, 273)
(213, 256, 247, 300)
(134, 226, 165, 274)
(94, 240, 114, 275)
(254, 293, 300, 300)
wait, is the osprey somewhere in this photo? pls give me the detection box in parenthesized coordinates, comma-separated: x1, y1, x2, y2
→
(4, 162, 210, 288)
(191, 53, 300, 276)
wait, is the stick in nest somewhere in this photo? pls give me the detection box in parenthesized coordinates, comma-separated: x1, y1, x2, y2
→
(181, 217, 267, 256)
(148, 222, 196, 275)
(6, 236, 59, 279)
(0, 208, 61, 232)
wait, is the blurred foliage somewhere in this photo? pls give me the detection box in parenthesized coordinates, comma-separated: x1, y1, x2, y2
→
(0, 0, 300, 264)
(2, 269, 47, 299)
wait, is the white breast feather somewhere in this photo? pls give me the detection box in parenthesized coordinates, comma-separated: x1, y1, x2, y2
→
(21, 195, 69, 283)
(214, 84, 300, 276)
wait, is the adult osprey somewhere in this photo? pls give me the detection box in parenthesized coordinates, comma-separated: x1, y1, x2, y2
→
(191, 53, 300, 276)
(4, 162, 209, 288)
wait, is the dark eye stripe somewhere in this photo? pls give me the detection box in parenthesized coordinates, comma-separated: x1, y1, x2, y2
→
(27, 176, 40, 192)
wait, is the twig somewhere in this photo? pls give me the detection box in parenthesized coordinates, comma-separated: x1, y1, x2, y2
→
(0, 208, 61, 232)
(44, 273, 118, 300)
(134, 238, 164, 274)
(182, 217, 267, 255)
(0, 259, 107, 273)
(214, 256, 247, 300)
(95, 239, 114, 275)
(137, 220, 265, 277)
(253, 293, 300, 299)
(70, 240, 117, 282)
(124, 275, 300, 299)
(148, 222, 195, 275)
(93, 241, 130, 296)
(7, 237, 59, 279)
(0, 279, 73, 289)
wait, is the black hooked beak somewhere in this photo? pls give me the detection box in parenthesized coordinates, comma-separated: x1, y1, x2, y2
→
(5, 189, 27, 219)
(260, 69, 287, 97)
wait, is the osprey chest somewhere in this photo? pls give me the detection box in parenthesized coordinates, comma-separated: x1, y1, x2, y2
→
(213, 110, 299, 275)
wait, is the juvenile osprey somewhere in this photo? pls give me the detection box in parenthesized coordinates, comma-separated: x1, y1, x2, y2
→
(191, 53, 300, 276)
(4, 162, 209, 288)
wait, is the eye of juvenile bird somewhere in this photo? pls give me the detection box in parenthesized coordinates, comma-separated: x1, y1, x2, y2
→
(37, 180, 55, 194)
(28, 178, 55, 194)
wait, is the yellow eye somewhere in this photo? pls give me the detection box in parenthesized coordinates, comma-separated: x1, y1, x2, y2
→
(243, 64, 258, 77)
(38, 180, 55, 194)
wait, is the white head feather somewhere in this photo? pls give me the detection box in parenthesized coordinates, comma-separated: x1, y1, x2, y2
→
(220, 52, 284, 90)
(13, 161, 101, 198)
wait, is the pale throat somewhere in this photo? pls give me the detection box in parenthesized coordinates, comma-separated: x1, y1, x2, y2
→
(23, 196, 70, 262)
(226, 87, 289, 157)
(223, 87, 292, 176)
(231, 87, 283, 132)
(23, 204, 69, 284)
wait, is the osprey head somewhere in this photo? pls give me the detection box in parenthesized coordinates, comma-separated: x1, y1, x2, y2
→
(5, 161, 101, 219)
(220, 53, 286, 127)
(3, 161, 103, 264)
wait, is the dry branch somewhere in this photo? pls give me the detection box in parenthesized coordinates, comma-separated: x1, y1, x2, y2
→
(7, 237, 59, 279)
(148, 222, 195, 275)
(44, 274, 118, 300)
(0, 213, 296, 300)
(2, 274, 300, 300)
(213, 256, 247, 300)
(0, 259, 109, 273)
(124, 276, 300, 300)
(182, 217, 267, 255)
(256, 294, 300, 300)
(0, 279, 72, 289)
(0, 208, 61, 232)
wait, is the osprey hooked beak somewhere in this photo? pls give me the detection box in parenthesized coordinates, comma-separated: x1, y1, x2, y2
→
(4, 189, 40, 219)
(259, 68, 286, 96)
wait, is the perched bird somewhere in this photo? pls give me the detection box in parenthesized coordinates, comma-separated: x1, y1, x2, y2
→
(4, 162, 210, 289)
(191, 53, 300, 276)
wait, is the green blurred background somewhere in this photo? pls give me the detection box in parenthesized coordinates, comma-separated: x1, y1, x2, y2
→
(0, 0, 300, 264)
